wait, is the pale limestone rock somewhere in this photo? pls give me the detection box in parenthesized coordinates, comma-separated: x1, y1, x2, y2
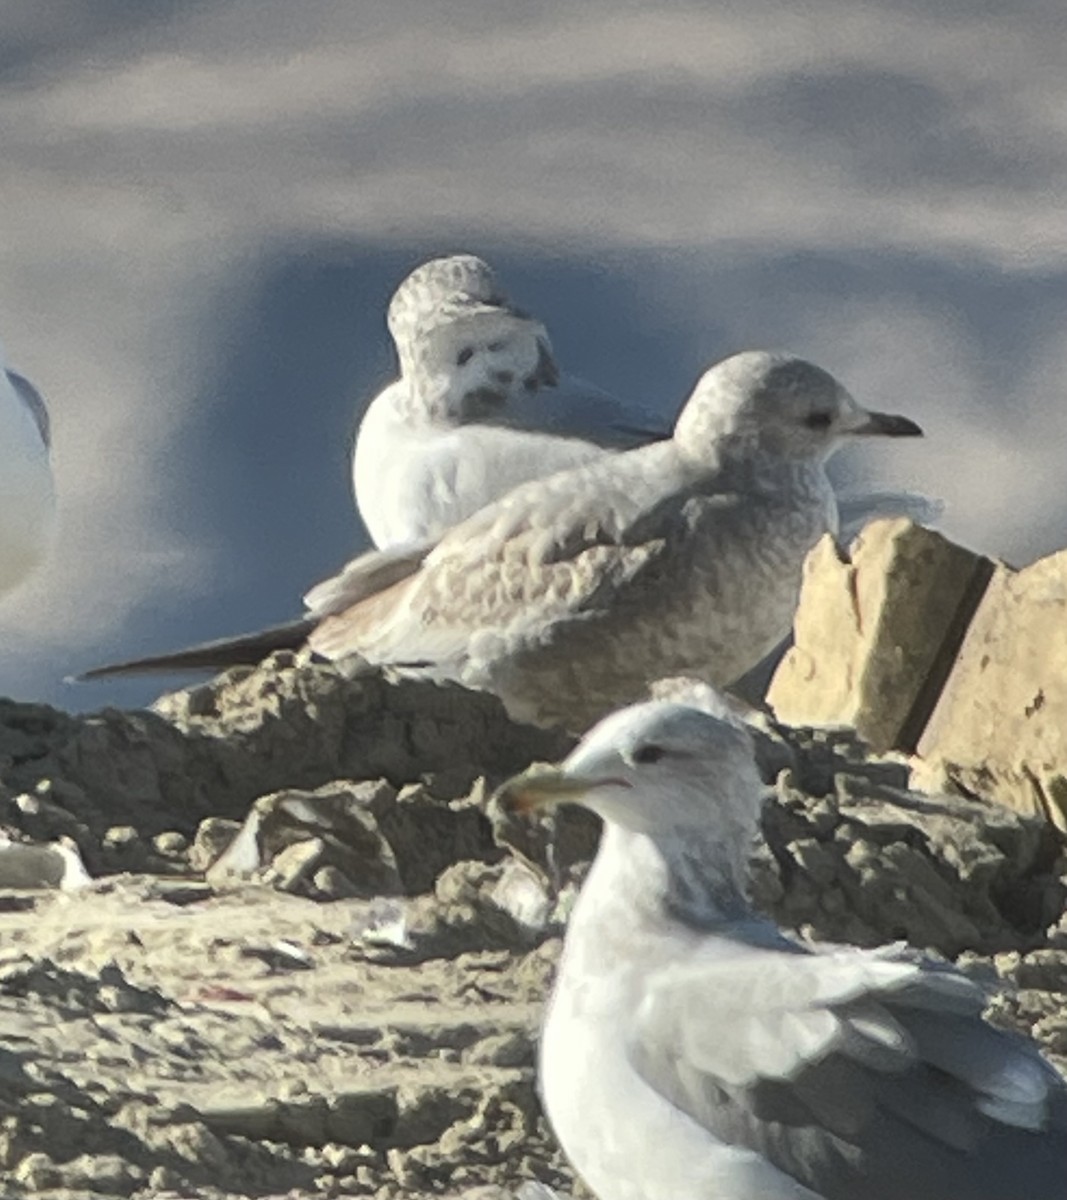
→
(767, 520, 993, 753)
(917, 549, 1067, 830)
(206, 780, 403, 897)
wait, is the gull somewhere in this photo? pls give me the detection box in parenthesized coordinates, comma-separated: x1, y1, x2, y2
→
(497, 696, 1067, 1200)
(354, 254, 669, 549)
(0, 340, 55, 597)
(80, 351, 921, 732)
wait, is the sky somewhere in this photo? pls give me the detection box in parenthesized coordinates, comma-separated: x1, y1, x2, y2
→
(1, 0, 1066, 711)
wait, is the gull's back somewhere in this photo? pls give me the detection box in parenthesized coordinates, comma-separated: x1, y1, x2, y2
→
(352, 375, 633, 548)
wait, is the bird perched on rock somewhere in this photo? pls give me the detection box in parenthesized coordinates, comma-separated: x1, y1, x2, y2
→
(353, 253, 668, 549)
(0, 340, 55, 597)
(81, 351, 920, 732)
(497, 695, 1067, 1200)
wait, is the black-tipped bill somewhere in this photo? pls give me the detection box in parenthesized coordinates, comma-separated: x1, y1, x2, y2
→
(494, 766, 629, 814)
(851, 411, 923, 438)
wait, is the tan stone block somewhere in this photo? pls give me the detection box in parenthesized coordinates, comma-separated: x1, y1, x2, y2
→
(767, 519, 994, 753)
(917, 550, 1067, 830)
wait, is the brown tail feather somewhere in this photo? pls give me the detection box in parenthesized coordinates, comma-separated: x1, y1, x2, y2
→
(74, 618, 316, 681)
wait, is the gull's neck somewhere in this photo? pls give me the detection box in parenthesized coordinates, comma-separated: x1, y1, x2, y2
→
(679, 447, 838, 541)
(694, 443, 827, 495)
(387, 365, 455, 428)
(579, 822, 755, 934)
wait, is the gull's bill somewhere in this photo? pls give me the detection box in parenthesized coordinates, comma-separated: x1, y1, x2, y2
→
(847, 410, 923, 437)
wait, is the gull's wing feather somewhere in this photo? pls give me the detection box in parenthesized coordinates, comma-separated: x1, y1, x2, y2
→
(75, 618, 315, 680)
(302, 540, 436, 619)
(78, 541, 434, 680)
(629, 942, 1067, 1200)
(5, 369, 51, 447)
(498, 373, 671, 448)
(310, 440, 698, 666)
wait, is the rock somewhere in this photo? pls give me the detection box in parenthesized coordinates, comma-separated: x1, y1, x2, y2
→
(0, 959, 171, 1016)
(916, 548, 1067, 830)
(196, 1088, 398, 1148)
(156, 659, 570, 812)
(60, 1151, 142, 1193)
(5, 783, 93, 859)
(486, 861, 555, 938)
(152, 830, 188, 858)
(0, 662, 568, 865)
(356, 862, 556, 964)
(207, 781, 403, 899)
(767, 521, 994, 753)
(465, 1031, 535, 1069)
(755, 769, 1066, 956)
(0, 834, 90, 890)
(189, 816, 242, 871)
(378, 783, 500, 895)
(767, 522, 1067, 833)
(13, 1151, 61, 1189)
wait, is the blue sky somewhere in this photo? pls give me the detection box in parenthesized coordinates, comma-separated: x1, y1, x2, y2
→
(2, 0, 1066, 710)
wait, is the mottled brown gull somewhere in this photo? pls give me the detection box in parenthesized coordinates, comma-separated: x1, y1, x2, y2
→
(497, 697, 1067, 1200)
(354, 254, 668, 549)
(316, 349, 920, 729)
(79, 351, 920, 730)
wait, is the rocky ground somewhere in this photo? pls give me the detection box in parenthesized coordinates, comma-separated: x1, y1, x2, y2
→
(0, 655, 1065, 1199)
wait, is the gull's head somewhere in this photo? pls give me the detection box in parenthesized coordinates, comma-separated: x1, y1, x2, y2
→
(497, 698, 761, 839)
(674, 351, 922, 466)
(403, 301, 558, 426)
(387, 254, 502, 345)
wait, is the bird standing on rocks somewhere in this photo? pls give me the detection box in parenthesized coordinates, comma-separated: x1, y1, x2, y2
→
(0, 339, 55, 597)
(498, 696, 1067, 1199)
(81, 351, 921, 733)
(312, 350, 921, 729)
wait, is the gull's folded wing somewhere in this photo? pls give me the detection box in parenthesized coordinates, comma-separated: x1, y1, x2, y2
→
(629, 942, 1067, 1200)
(498, 373, 672, 449)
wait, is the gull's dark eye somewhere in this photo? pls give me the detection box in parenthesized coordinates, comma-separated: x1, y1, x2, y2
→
(805, 411, 834, 430)
(456, 346, 475, 366)
(632, 744, 667, 765)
